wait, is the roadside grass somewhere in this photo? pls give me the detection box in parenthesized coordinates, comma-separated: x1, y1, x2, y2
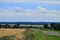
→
(33, 30, 60, 40)
(24, 29, 60, 40)
(54, 30, 60, 34)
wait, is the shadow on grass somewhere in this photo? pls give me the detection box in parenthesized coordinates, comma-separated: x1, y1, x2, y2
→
(0, 36, 14, 40)
(0, 34, 22, 40)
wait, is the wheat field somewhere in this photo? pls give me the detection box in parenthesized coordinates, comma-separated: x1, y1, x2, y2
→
(0, 28, 26, 40)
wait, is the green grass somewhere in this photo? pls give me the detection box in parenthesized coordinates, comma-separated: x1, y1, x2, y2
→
(24, 29, 60, 40)
(54, 30, 60, 34)
(33, 30, 60, 40)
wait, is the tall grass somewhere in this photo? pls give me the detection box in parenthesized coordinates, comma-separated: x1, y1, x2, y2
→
(23, 29, 35, 40)
(23, 29, 60, 40)
(0, 36, 14, 40)
(0, 29, 60, 40)
(0, 28, 25, 40)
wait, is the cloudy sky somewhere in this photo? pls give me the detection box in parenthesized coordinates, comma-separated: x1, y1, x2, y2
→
(0, 0, 60, 22)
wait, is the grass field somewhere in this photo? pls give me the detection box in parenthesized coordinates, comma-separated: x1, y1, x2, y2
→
(0, 28, 60, 40)
(24, 29, 60, 40)
(33, 30, 60, 40)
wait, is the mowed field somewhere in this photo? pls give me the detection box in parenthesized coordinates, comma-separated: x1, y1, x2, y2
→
(0, 28, 26, 40)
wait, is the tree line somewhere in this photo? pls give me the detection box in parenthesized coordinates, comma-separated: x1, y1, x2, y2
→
(0, 24, 20, 28)
(44, 23, 60, 30)
(0, 23, 60, 30)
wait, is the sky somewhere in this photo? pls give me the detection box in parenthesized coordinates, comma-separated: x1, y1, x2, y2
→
(0, 0, 60, 22)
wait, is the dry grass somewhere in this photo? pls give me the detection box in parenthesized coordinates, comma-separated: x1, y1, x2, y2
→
(0, 28, 26, 40)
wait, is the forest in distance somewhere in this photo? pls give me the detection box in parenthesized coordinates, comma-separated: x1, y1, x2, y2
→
(0, 22, 60, 30)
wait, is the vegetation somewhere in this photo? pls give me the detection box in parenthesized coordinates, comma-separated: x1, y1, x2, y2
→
(23, 29, 35, 40)
(0, 36, 14, 40)
(4, 24, 10, 28)
(44, 24, 48, 29)
(12, 24, 20, 28)
(0, 29, 25, 40)
(0, 23, 60, 40)
(0, 23, 60, 30)
(0, 28, 60, 40)
(51, 23, 60, 30)
(23, 29, 60, 40)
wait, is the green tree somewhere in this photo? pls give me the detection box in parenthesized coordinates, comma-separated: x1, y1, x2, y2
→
(54, 24, 60, 30)
(4, 24, 10, 28)
(51, 23, 60, 30)
(44, 24, 48, 29)
(13, 24, 20, 28)
(0, 24, 2, 28)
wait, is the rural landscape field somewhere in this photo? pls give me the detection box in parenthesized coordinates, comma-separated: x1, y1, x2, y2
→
(0, 0, 60, 40)
(0, 28, 60, 40)
(0, 28, 26, 40)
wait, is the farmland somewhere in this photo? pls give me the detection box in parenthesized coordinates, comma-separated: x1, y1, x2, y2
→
(0, 28, 26, 40)
(0, 28, 60, 40)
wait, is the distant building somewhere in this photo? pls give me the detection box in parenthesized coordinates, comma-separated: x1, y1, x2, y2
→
(0, 22, 52, 28)
(20, 24, 44, 28)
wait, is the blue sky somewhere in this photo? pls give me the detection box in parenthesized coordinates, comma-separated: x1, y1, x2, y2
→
(0, 0, 60, 22)
(0, 3, 60, 10)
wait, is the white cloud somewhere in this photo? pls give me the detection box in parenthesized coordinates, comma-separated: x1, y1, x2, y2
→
(39, 1, 60, 4)
(0, 6, 60, 22)
(37, 6, 47, 11)
(0, 0, 60, 4)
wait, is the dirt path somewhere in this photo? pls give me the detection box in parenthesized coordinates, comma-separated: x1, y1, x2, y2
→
(41, 30, 60, 36)
(30, 29, 60, 36)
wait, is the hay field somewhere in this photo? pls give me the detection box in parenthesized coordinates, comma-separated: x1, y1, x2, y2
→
(0, 28, 26, 40)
